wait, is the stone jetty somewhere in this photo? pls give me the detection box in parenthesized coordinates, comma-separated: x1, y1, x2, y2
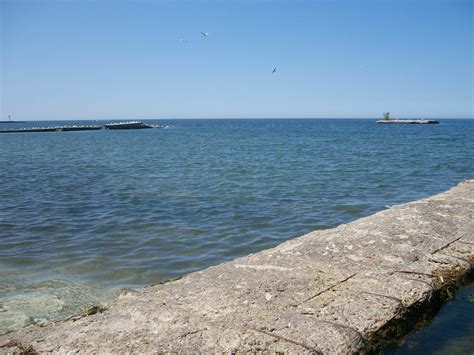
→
(0, 121, 164, 133)
(0, 125, 102, 133)
(1, 180, 473, 353)
(376, 119, 439, 124)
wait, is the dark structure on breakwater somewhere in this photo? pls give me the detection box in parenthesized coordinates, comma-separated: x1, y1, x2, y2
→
(104, 121, 153, 130)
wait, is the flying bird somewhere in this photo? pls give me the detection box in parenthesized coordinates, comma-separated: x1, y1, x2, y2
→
(272, 67, 277, 74)
(201, 32, 209, 37)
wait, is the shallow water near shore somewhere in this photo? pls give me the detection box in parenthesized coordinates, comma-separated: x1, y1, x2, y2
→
(1, 119, 473, 338)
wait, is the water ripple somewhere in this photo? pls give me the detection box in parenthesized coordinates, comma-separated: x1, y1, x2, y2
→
(0, 119, 473, 334)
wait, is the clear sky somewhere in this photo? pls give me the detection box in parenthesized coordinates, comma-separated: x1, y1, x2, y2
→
(1, 0, 472, 120)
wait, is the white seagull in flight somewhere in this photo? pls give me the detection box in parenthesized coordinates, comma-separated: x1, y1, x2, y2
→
(201, 32, 209, 37)
(272, 67, 277, 74)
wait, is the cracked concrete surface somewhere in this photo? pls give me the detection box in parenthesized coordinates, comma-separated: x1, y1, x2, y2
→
(1, 180, 473, 353)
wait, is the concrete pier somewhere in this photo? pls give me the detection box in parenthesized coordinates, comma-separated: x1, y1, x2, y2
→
(376, 119, 439, 124)
(1, 180, 473, 353)
(0, 125, 102, 133)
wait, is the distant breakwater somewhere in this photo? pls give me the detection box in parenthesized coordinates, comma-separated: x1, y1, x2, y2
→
(0, 125, 102, 133)
(376, 119, 440, 124)
(0, 121, 164, 133)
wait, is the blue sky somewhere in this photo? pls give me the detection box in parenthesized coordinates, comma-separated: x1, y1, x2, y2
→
(1, 0, 472, 120)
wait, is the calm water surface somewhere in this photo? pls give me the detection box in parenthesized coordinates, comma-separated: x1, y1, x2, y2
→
(1, 119, 473, 341)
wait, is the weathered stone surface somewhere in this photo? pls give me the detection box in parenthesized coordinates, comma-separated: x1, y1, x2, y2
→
(1, 180, 473, 353)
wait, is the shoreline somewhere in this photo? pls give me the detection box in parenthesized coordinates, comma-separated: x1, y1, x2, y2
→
(1, 180, 473, 352)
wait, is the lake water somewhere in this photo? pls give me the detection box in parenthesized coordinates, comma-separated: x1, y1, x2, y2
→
(1, 119, 473, 343)
(388, 283, 474, 354)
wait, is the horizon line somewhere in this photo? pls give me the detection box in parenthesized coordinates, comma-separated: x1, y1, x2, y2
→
(2, 117, 473, 122)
